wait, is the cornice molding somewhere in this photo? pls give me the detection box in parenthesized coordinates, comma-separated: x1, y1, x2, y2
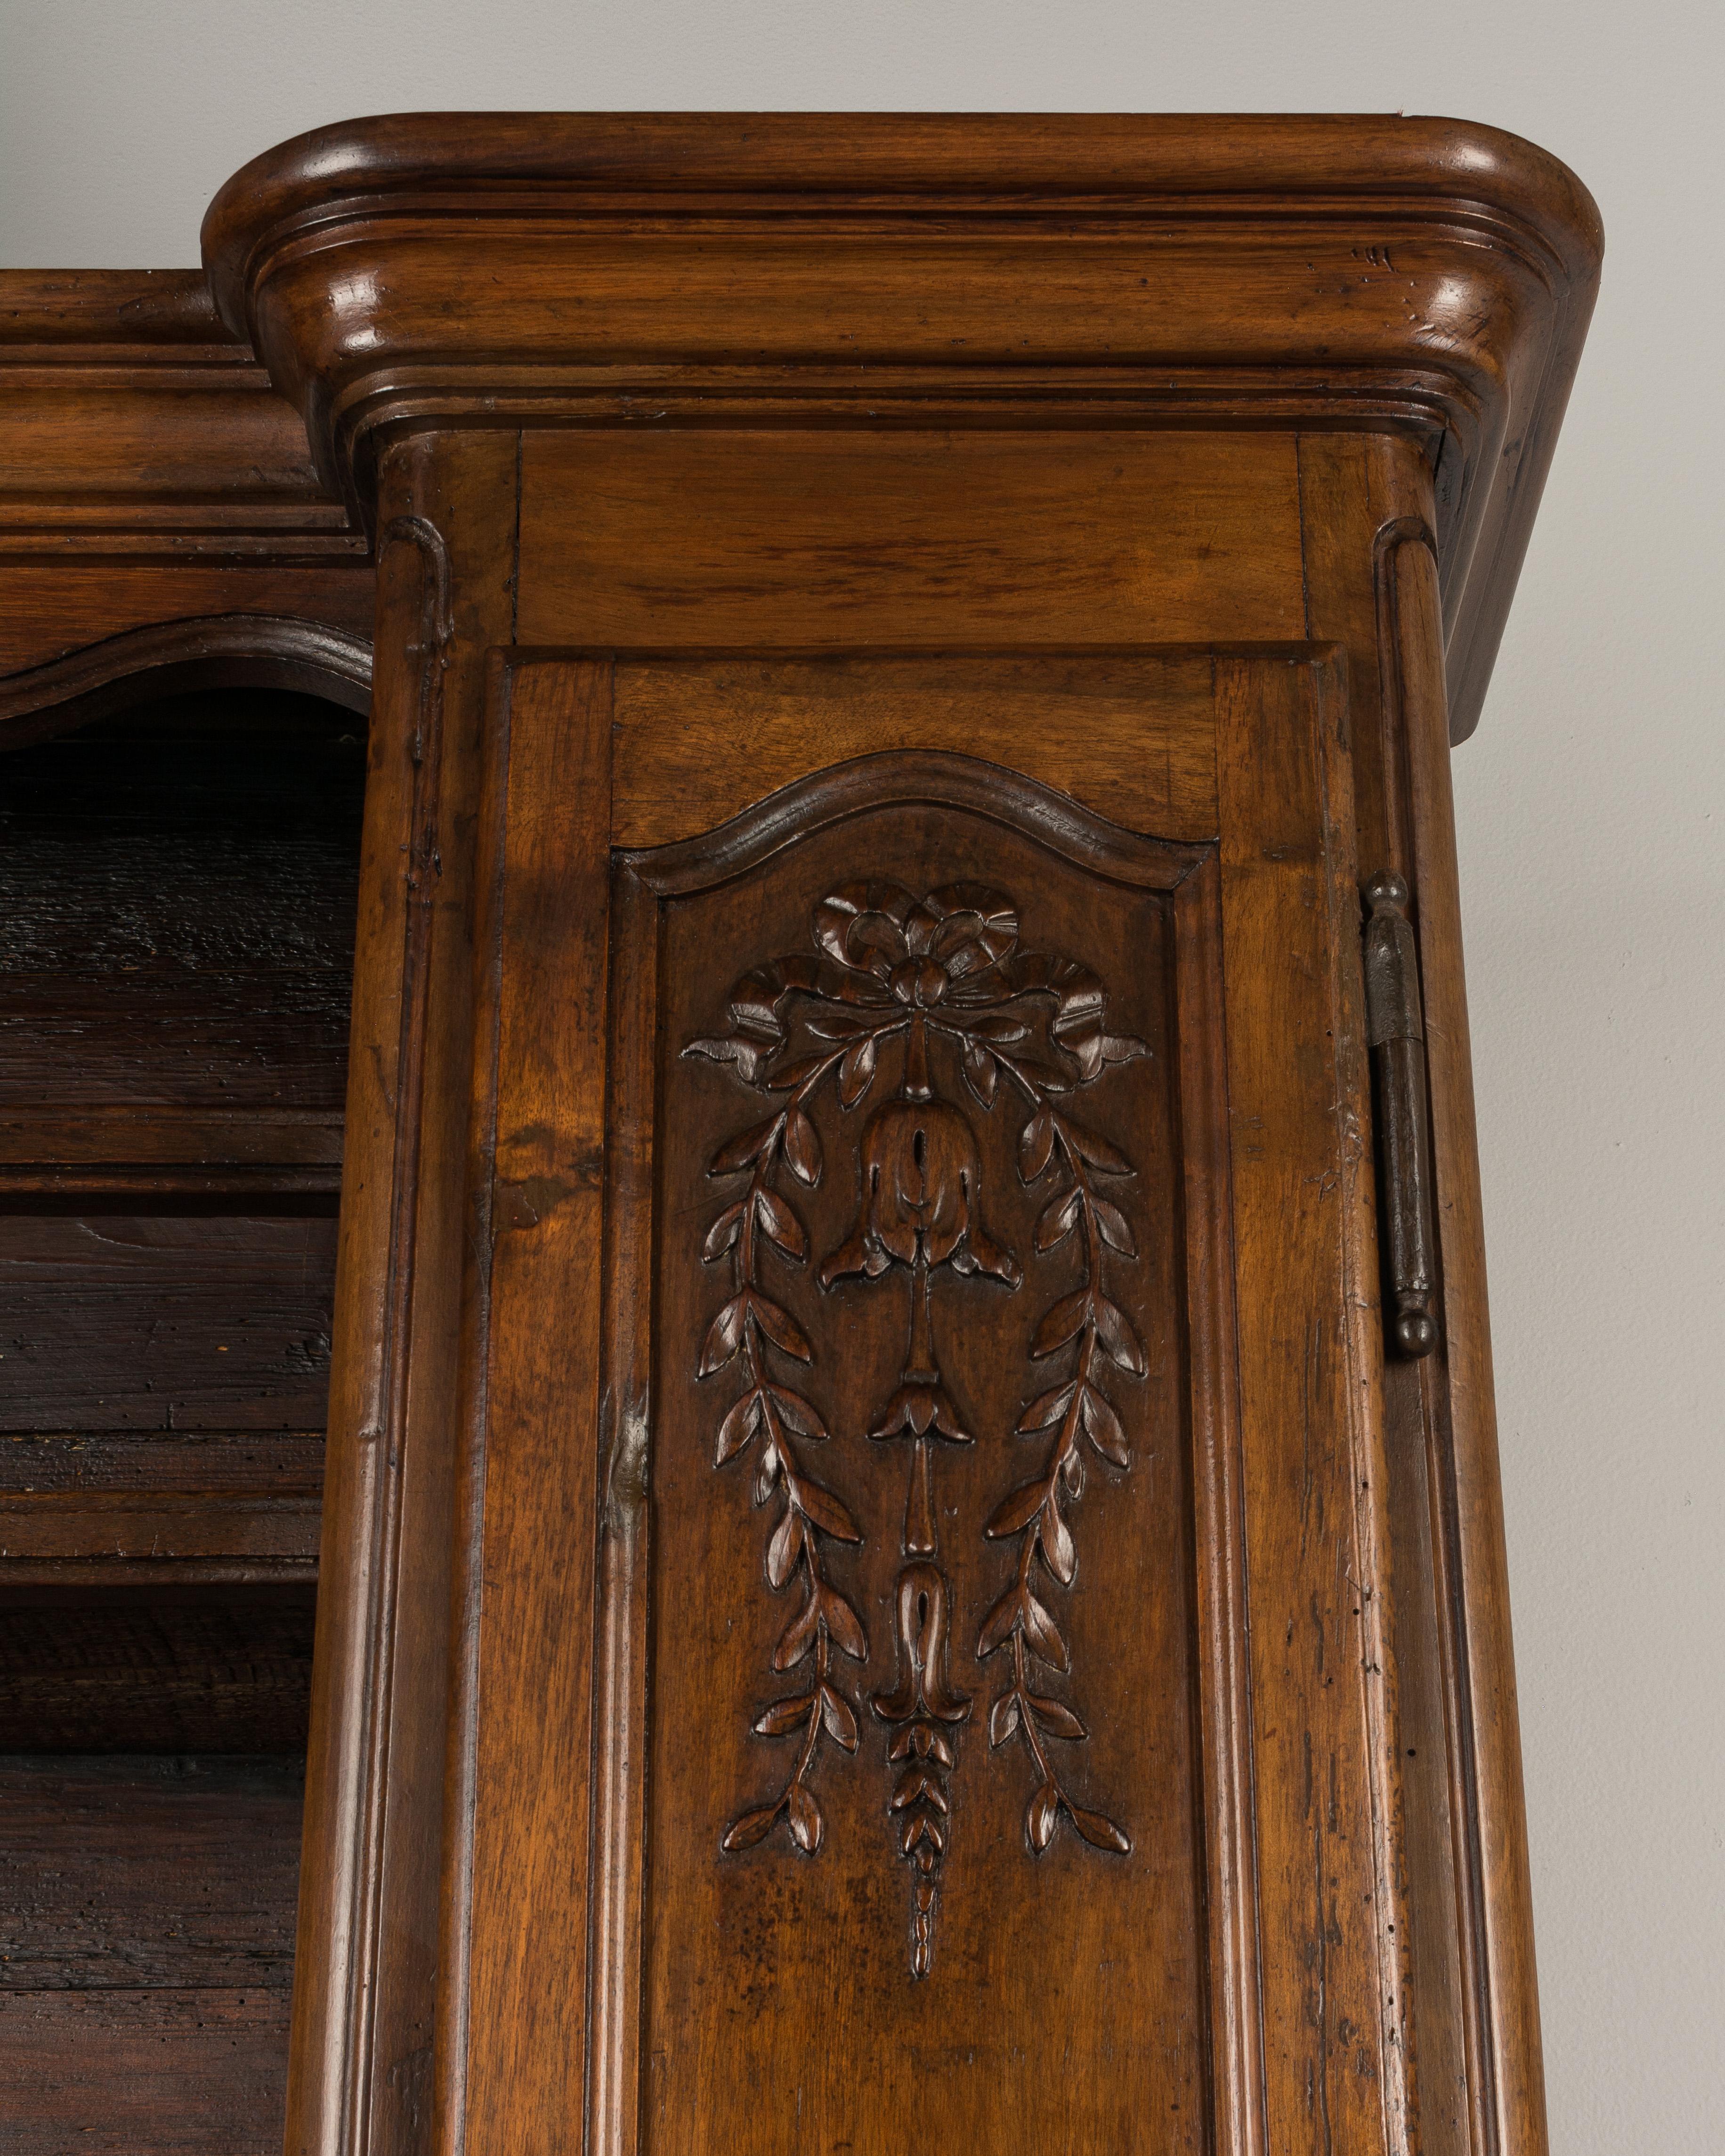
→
(0, 271, 374, 727)
(0, 270, 366, 562)
(202, 113, 1602, 739)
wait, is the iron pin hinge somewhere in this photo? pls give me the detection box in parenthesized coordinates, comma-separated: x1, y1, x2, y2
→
(1362, 871, 1439, 1358)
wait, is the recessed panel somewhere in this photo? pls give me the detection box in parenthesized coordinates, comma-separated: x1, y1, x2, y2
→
(637, 796, 1203, 2155)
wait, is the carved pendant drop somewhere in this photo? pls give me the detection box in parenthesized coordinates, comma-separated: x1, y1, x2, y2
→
(688, 878, 1145, 1975)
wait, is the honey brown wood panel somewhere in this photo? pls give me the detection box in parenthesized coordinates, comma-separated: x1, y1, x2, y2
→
(189, 115, 1604, 2156)
(625, 756, 1205, 2156)
(1213, 653, 1405, 2148)
(449, 658, 613, 2156)
(609, 651, 1219, 847)
(0, 117, 1604, 2156)
(285, 431, 518, 2156)
(203, 114, 1600, 743)
(1396, 526, 1551, 2156)
(1298, 428, 1476, 2156)
(0, 271, 338, 517)
(1292, 428, 1549, 2156)
(519, 431, 1303, 654)
(0, 371, 323, 513)
(0, 565, 373, 708)
(0, 269, 371, 724)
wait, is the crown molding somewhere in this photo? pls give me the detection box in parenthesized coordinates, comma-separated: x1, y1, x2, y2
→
(0, 270, 374, 724)
(202, 113, 1600, 739)
(0, 270, 367, 561)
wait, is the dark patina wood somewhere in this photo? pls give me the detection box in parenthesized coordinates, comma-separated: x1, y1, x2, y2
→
(0, 1754, 302, 2154)
(0, 271, 372, 733)
(0, 691, 360, 2134)
(196, 112, 1598, 2156)
(0, 112, 1601, 2156)
(0, 694, 360, 1591)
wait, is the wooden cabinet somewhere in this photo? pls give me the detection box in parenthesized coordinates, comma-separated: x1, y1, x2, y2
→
(1, 115, 1600, 2156)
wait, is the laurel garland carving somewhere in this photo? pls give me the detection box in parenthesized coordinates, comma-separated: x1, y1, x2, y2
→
(688, 875, 1146, 1919)
(978, 1084, 1140, 1857)
(694, 1062, 869, 1858)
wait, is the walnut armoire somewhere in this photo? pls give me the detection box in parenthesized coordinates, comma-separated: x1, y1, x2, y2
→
(0, 115, 1601, 2156)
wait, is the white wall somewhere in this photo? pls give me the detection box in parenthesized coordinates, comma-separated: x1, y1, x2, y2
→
(4, 5, 1718, 2148)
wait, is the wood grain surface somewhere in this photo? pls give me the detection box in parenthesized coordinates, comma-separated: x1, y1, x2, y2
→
(629, 751, 1202, 2156)
(0, 1588, 316, 1749)
(519, 431, 1302, 655)
(609, 652, 1219, 847)
(0, 114, 1601, 2156)
(1214, 652, 1404, 2151)
(0, 702, 362, 1114)
(0, 1213, 337, 1431)
(283, 431, 518, 2156)
(451, 657, 614, 2156)
(0, 1754, 301, 2152)
(0, 690, 348, 1773)
(0, 268, 371, 713)
(203, 112, 1600, 743)
(409, 649, 1391, 2156)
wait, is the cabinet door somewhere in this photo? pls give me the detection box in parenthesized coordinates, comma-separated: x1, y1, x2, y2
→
(448, 648, 1401, 2156)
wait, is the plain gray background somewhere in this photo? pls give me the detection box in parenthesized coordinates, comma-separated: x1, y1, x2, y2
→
(2, 4, 1719, 2149)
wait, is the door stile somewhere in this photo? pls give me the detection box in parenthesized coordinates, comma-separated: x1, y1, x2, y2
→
(1313, 651, 1416, 2156)
(1214, 651, 1408, 2152)
(1173, 845, 1268, 2156)
(448, 658, 615, 2156)
(435, 644, 514, 2156)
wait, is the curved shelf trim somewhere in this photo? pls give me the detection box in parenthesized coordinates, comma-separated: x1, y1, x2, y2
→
(0, 612, 373, 743)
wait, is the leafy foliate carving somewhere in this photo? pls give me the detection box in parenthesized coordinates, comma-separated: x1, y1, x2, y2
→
(696, 1085, 868, 1859)
(978, 1085, 1142, 1858)
(688, 875, 1147, 1920)
(829, 1089, 1011, 1976)
(874, 1562, 970, 1977)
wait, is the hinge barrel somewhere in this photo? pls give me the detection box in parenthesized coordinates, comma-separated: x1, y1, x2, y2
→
(1363, 871, 1439, 1357)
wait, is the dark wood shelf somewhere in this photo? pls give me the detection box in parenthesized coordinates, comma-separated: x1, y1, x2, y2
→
(0, 1754, 301, 2155)
(0, 1489, 320, 1580)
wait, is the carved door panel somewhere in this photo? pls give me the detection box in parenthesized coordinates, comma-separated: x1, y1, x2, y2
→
(451, 650, 1397, 2156)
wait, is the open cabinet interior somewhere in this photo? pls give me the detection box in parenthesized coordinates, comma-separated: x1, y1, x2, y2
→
(0, 688, 363, 2149)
